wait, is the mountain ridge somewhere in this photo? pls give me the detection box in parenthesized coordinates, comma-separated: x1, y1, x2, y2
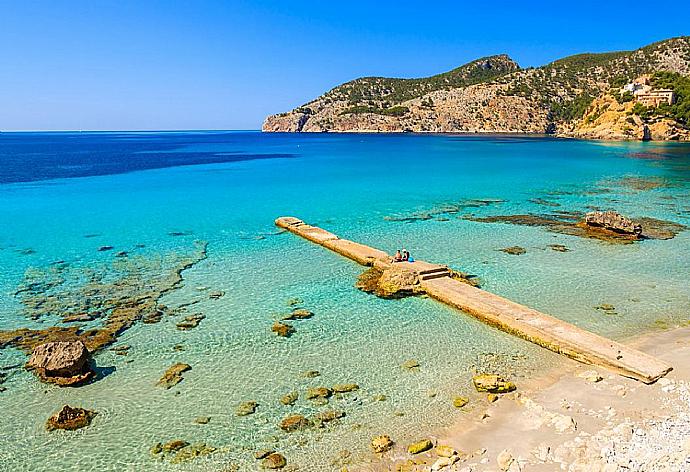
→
(263, 36, 690, 139)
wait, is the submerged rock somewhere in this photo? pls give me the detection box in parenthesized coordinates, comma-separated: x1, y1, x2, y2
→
(176, 314, 205, 330)
(281, 308, 314, 321)
(161, 440, 190, 453)
(500, 246, 526, 255)
(312, 409, 345, 427)
(548, 244, 570, 252)
(371, 435, 394, 453)
(333, 383, 359, 393)
(280, 391, 298, 406)
(26, 340, 94, 386)
(401, 359, 420, 370)
(236, 401, 258, 416)
(261, 452, 287, 469)
(407, 439, 433, 454)
(271, 321, 295, 337)
(194, 416, 210, 424)
(279, 414, 311, 432)
(472, 374, 516, 394)
(157, 363, 191, 389)
(46, 405, 97, 431)
(306, 387, 333, 400)
(169, 443, 216, 464)
(301, 370, 320, 378)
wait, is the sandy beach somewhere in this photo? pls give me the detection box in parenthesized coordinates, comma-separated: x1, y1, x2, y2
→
(357, 326, 690, 472)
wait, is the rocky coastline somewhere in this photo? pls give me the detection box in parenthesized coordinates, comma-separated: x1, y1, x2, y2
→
(263, 37, 690, 142)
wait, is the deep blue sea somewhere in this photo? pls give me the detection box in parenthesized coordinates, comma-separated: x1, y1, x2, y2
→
(1, 131, 689, 471)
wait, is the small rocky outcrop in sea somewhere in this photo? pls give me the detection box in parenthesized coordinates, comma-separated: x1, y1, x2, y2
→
(371, 435, 394, 453)
(500, 246, 527, 255)
(271, 321, 295, 337)
(46, 405, 97, 431)
(583, 211, 642, 237)
(472, 374, 517, 394)
(157, 363, 191, 389)
(26, 340, 94, 386)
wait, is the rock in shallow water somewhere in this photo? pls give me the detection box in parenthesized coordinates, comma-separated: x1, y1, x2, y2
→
(371, 434, 394, 453)
(261, 452, 287, 469)
(46, 405, 97, 431)
(236, 401, 258, 416)
(407, 438, 433, 454)
(26, 340, 94, 386)
(472, 374, 516, 394)
(271, 321, 295, 337)
(280, 414, 311, 432)
(157, 363, 191, 389)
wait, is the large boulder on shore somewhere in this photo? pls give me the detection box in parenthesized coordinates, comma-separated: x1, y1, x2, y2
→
(26, 340, 94, 386)
(584, 211, 642, 236)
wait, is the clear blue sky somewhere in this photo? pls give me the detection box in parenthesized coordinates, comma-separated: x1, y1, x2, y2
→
(1, 0, 688, 131)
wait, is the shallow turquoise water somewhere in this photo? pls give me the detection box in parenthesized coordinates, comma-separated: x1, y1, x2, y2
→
(1, 132, 689, 471)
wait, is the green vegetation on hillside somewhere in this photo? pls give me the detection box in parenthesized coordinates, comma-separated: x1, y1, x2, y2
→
(323, 55, 519, 110)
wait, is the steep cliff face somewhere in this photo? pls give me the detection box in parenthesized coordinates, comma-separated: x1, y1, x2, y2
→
(569, 94, 690, 141)
(263, 37, 690, 138)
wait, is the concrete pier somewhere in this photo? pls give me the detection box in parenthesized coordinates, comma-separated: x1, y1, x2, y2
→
(276, 216, 672, 384)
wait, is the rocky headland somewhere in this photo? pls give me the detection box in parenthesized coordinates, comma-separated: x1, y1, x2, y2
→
(263, 37, 690, 141)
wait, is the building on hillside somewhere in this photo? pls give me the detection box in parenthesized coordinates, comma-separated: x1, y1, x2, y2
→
(635, 89, 676, 107)
(620, 75, 675, 107)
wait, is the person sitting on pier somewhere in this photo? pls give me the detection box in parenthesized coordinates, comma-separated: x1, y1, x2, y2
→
(392, 250, 403, 262)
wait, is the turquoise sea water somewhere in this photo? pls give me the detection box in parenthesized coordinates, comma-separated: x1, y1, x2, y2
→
(1, 132, 689, 471)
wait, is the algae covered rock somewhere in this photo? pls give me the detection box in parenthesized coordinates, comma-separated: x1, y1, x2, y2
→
(271, 321, 295, 337)
(407, 439, 433, 454)
(46, 405, 97, 431)
(333, 383, 359, 393)
(26, 340, 94, 386)
(306, 386, 333, 400)
(279, 391, 298, 406)
(279, 414, 311, 432)
(472, 374, 516, 393)
(401, 359, 420, 370)
(500, 246, 526, 255)
(236, 401, 258, 416)
(371, 434, 394, 453)
(157, 363, 191, 389)
(281, 308, 314, 321)
(312, 409, 345, 426)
